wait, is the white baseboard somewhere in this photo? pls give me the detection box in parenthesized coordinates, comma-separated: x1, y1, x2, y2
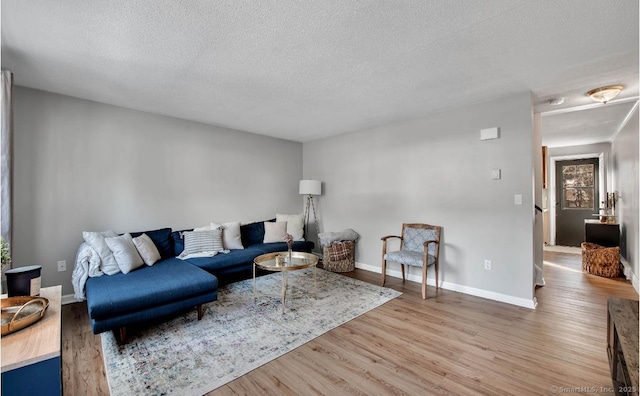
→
(620, 257, 639, 295)
(62, 294, 82, 305)
(356, 262, 537, 309)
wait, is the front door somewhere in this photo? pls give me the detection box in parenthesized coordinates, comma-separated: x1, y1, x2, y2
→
(555, 158, 599, 246)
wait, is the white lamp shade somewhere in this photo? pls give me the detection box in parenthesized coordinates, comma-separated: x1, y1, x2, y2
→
(299, 179, 322, 195)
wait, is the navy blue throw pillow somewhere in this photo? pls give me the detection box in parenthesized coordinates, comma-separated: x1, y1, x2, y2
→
(240, 219, 275, 247)
(171, 229, 193, 256)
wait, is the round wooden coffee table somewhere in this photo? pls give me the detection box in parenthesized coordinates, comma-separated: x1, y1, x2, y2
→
(253, 251, 318, 313)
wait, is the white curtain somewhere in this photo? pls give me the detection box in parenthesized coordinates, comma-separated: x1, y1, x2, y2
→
(1, 69, 13, 269)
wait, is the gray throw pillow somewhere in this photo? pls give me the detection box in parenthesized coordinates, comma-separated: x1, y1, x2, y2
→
(182, 229, 223, 255)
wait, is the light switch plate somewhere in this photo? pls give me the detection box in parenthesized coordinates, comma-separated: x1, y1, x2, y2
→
(514, 194, 523, 205)
(492, 169, 501, 180)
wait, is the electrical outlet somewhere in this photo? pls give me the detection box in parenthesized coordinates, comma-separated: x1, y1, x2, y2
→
(484, 260, 492, 270)
(57, 260, 66, 272)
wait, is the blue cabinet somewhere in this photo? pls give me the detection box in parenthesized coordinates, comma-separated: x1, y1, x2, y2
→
(2, 356, 61, 395)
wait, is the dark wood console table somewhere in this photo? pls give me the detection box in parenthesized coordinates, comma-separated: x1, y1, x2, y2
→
(607, 297, 639, 396)
(585, 220, 620, 247)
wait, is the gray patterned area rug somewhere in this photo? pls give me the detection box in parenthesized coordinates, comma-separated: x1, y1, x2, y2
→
(101, 268, 401, 395)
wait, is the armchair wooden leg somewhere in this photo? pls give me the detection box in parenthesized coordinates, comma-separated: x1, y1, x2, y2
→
(435, 261, 439, 290)
(401, 264, 405, 282)
(381, 259, 386, 286)
(421, 264, 427, 299)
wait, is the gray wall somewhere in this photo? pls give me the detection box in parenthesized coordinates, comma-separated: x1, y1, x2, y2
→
(533, 114, 544, 285)
(611, 104, 639, 291)
(13, 87, 304, 296)
(303, 92, 536, 306)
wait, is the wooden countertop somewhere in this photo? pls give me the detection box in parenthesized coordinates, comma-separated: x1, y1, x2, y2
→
(1, 285, 61, 373)
(585, 219, 619, 226)
(608, 297, 639, 390)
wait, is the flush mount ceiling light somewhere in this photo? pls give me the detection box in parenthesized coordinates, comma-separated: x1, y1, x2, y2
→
(586, 85, 624, 104)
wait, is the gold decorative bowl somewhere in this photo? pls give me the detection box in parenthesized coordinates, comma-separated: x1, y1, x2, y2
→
(1, 296, 49, 336)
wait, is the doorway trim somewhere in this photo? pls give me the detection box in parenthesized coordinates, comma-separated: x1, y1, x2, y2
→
(549, 152, 606, 245)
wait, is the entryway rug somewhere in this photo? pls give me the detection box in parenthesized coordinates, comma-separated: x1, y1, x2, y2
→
(101, 268, 401, 395)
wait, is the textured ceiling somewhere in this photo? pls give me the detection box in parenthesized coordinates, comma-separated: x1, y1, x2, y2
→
(1, 0, 638, 144)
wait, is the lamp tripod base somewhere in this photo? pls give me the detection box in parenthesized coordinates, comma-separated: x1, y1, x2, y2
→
(303, 195, 320, 251)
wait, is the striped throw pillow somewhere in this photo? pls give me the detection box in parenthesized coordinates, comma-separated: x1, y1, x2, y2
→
(182, 229, 223, 255)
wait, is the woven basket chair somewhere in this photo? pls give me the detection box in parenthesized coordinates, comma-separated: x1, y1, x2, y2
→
(581, 242, 620, 278)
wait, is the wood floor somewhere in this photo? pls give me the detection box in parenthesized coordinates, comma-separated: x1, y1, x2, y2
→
(62, 251, 639, 395)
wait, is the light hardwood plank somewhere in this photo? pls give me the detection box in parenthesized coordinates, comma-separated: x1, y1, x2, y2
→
(61, 301, 110, 396)
(61, 251, 638, 395)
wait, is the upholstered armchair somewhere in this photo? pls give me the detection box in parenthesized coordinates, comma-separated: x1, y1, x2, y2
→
(381, 223, 441, 299)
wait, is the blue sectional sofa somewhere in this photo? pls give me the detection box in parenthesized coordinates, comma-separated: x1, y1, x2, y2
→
(85, 220, 314, 342)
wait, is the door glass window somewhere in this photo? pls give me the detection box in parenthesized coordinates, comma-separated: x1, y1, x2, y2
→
(562, 164, 595, 210)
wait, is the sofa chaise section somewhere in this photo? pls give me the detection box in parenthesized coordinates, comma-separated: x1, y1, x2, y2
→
(85, 258, 218, 340)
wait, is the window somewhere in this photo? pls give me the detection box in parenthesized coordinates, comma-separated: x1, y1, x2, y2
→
(562, 164, 594, 210)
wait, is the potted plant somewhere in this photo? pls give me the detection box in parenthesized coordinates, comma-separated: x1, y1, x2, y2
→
(284, 233, 294, 262)
(1, 237, 10, 270)
(1, 237, 10, 294)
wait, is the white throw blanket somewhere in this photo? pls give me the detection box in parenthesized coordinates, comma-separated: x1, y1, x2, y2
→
(71, 242, 103, 300)
(318, 229, 359, 247)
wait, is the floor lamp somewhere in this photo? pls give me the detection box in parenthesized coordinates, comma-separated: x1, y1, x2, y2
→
(299, 180, 321, 246)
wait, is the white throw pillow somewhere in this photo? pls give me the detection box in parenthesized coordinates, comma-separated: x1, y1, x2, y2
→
(194, 223, 217, 231)
(212, 221, 244, 250)
(263, 221, 287, 243)
(83, 230, 120, 275)
(132, 233, 161, 266)
(182, 229, 224, 256)
(104, 233, 144, 274)
(276, 213, 305, 240)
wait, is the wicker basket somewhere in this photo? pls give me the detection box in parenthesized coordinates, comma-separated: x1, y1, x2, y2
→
(322, 240, 355, 272)
(581, 242, 620, 278)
